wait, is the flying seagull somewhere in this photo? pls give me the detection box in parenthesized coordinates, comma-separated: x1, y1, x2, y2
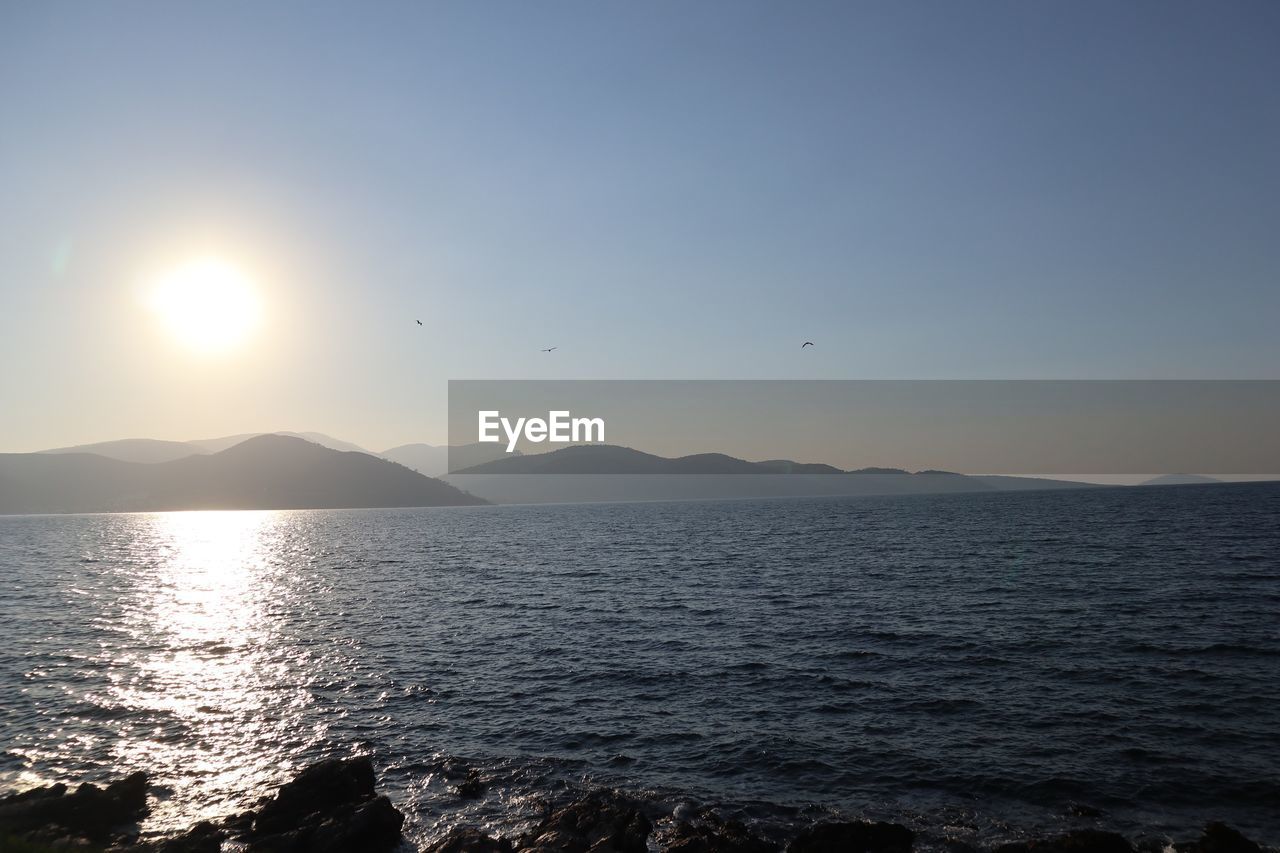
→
(416, 320, 422, 326)
(801, 341, 814, 348)
(541, 346, 557, 352)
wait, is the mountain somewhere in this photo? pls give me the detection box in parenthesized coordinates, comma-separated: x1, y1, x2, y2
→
(37, 438, 206, 464)
(36, 432, 374, 462)
(0, 435, 484, 514)
(456, 445, 836, 475)
(756, 460, 848, 474)
(444, 444, 1101, 504)
(380, 442, 520, 476)
(379, 442, 447, 474)
(455, 445, 1094, 482)
(1140, 473, 1222, 486)
(188, 431, 372, 455)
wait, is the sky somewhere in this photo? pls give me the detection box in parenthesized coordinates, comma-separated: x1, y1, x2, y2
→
(2, 1, 1278, 452)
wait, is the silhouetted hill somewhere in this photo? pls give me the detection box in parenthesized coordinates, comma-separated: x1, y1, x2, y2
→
(456, 445, 791, 474)
(755, 459, 846, 474)
(37, 438, 205, 464)
(445, 445, 1103, 504)
(457, 444, 984, 478)
(188, 431, 371, 455)
(0, 435, 484, 514)
(455, 445, 655, 474)
(36, 432, 374, 462)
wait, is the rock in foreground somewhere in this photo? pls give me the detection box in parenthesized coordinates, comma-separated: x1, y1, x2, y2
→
(786, 820, 915, 853)
(243, 755, 405, 853)
(1176, 823, 1264, 853)
(661, 810, 778, 853)
(0, 770, 149, 845)
(517, 789, 652, 853)
(1, 768, 1273, 853)
(133, 820, 226, 852)
(427, 826, 515, 853)
(994, 829, 1134, 853)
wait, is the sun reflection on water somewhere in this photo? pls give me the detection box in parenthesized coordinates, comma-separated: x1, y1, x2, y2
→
(103, 511, 325, 832)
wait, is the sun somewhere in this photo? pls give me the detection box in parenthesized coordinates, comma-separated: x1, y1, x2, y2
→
(149, 258, 262, 353)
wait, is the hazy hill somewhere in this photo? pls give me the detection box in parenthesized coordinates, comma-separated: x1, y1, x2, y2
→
(1140, 473, 1222, 486)
(755, 460, 847, 474)
(456, 444, 1084, 481)
(379, 442, 446, 473)
(457, 445, 812, 475)
(0, 435, 484, 514)
(36, 432, 373, 462)
(37, 438, 206, 464)
(452, 444, 643, 475)
(188, 431, 371, 455)
(445, 444, 1101, 504)
(380, 442, 521, 476)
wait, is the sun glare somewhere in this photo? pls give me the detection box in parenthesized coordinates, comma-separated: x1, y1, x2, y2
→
(150, 258, 262, 354)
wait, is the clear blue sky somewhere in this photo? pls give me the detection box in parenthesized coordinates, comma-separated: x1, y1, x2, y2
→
(2, 1, 1277, 451)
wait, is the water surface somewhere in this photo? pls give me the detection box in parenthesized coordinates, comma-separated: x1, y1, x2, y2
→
(1, 484, 1277, 847)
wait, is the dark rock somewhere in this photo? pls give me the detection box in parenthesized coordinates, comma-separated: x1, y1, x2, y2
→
(995, 830, 1133, 853)
(0, 771, 149, 843)
(242, 756, 404, 853)
(251, 757, 376, 837)
(517, 789, 652, 853)
(457, 770, 487, 800)
(1175, 823, 1262, 853)
(308, 795, 404, 853)
(0, 783, 69, 807)
(130, 820, 225, 852)
(672, 801, 699, 823)
(428, 826, 516, 853)
(661, 812, 778, 853)
(787, 821, 915, 853)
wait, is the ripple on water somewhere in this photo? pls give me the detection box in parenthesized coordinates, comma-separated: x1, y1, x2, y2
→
(0, 485, 1277, 845)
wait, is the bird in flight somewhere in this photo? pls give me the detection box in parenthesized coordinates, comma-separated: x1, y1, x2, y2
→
(801, 341, 814, 348)
(541, 346, 557, 352)
(416, 320, 422, 326)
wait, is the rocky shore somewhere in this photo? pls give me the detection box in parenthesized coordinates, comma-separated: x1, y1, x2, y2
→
(0, 758, 1271, 853)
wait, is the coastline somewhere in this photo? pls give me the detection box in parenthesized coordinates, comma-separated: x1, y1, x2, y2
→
(1, 756, 1273, 853)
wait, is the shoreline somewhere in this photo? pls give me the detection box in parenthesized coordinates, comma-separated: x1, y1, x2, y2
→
(1, 757, 1273, 853)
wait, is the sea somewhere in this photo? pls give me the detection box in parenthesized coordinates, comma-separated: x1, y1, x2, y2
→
(1, 483, 1277, 849)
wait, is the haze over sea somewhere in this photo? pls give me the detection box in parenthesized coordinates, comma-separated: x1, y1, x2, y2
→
(1, 483, 1277, 848)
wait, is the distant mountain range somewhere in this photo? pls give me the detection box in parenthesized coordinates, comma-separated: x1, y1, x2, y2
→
(14, 433, 1245, 513)
(38, 433, 512, 477)
(456, 445, 848, 475)
(36, 437, 202, 464)
(2, 435, 484, 514)
(38, 432, 374, 464)
(452, 444, 1070, 479)
(442, 444, 1101, 504)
